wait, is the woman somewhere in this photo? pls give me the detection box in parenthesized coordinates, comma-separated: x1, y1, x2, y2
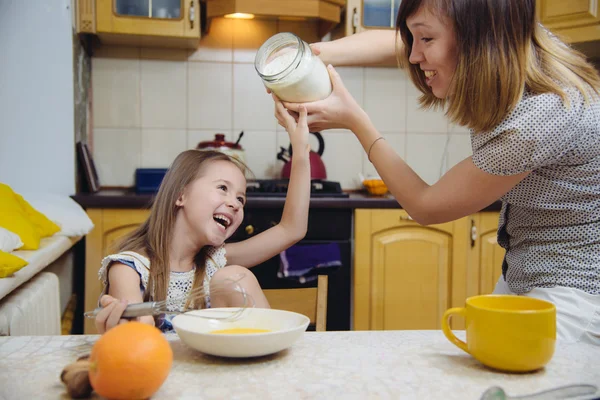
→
(281, 0, 600, 344)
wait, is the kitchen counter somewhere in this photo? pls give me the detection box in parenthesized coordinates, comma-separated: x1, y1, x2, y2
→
(1, 330, 598, 399)
(72, 190, 502, 211)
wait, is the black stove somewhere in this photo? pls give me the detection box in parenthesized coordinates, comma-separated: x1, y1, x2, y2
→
(246, 179, 349, 198)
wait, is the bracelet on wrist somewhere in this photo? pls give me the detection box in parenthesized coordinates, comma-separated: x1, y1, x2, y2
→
(367, 137, 385, 163)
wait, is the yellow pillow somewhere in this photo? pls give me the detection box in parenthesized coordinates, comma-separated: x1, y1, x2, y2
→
(15, 193, 60, 237)
(0, 250, 28, 278)
(0, 184, 40, 250)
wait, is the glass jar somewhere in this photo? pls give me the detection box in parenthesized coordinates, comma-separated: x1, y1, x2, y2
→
(254, 32, 332, 103)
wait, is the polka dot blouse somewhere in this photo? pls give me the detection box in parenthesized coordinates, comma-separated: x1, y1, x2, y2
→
(471, 85, 600, 295)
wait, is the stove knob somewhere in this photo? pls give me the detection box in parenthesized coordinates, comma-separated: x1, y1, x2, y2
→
(245, 225, 254, 235)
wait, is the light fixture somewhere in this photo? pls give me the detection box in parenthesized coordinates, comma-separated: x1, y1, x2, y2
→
(224, 13, 255, 19)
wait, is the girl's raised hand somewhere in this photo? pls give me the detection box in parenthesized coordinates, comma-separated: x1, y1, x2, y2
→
(274, 94, 309, 153)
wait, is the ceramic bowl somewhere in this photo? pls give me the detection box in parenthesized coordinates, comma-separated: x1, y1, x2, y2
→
(172, 307, 310, 358)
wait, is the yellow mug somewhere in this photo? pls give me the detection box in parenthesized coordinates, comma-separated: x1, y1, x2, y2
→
(442, 295, 556, 372)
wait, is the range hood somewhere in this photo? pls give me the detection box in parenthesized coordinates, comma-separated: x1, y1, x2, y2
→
(204, 0, 346, 34)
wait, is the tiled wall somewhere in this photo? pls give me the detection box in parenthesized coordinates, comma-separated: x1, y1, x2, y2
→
(91, 18, 472, 189)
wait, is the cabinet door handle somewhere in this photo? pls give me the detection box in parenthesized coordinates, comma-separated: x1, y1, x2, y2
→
(189, 0, 195, 29)
(351, 7, 358, 34)
(470, 219, 477, 248)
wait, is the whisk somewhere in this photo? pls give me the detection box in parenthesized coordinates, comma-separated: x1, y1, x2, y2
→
(84, 273, 254, 321)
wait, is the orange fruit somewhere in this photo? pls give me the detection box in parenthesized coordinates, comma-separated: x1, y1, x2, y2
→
(89, 322, 173, 400)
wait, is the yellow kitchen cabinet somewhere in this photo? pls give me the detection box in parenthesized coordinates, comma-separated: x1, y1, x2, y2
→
(354, 209, 503, 331)
(537, 0, 600, 43)
(469, 212, 505, 297)
(76, 0, 201, 49)
(84, 209, 150, 334)
(354, 209, 474, 331)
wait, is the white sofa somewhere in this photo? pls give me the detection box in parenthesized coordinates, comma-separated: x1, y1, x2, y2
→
(0, 193, 93, 336)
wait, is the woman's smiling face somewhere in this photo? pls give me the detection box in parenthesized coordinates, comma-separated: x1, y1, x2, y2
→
(406, 6, 458, 99)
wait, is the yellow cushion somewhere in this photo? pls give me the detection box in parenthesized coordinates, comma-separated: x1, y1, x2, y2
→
(15, 193, 60, 237)
(0, 184, 40, 250)
(0, 250, 28, 278)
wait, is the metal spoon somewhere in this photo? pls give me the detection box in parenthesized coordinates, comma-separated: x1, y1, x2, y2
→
(480, 384, 598, 400)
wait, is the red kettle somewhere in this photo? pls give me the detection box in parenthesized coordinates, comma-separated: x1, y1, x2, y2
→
(277, 132, 327, 180)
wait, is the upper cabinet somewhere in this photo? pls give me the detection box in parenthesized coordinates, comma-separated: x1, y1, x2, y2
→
(205, 0, 346, 37)
(334, 0, 400, 37)
(76, 0, 346, 49)
(333, 1, 600, 48)
(537, 0, 600, 44)
(76, 0, 201, 49)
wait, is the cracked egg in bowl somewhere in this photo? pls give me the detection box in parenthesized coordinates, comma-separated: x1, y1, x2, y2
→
(172, 308, 309, 358)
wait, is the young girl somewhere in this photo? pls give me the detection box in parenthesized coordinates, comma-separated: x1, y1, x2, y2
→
(280, 0, 600, 344)
(95, 98, 310, 334)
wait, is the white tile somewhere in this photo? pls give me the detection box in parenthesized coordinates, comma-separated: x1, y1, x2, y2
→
(187, 130, 235, 149)
(233, 63, 277, 131)
(362, 132, 406, 178)
(141, 129, 187, 168)
(233, 19, 277, 63)
(406, 82, 449, 133)
(443, 134, 472, 174)
(405, 133, 449, 185)
(364, 67, 407, 133)
(336, 67, 364, 108)
(448, 122, 471, 135)
(188, 62, 233, 130)
(141, 59, 187, 129)
(238, 131, 279, 179)
(92, 58, 140, 128)
(93, 128, 141, 187)
(188, 18, 233, 62)
(319, 131, 364, 189)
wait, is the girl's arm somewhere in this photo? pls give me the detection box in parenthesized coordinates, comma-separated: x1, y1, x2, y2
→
(315, 29, 400, 66)
(95, 263, 155, 333)
(224, 100, 310, 268)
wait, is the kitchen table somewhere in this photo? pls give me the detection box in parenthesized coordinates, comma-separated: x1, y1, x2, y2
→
(0, 330, 598, 399)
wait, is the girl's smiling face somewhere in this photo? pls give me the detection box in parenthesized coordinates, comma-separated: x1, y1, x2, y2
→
(176, 160, 246, 246)
(406, 6, 458, 99)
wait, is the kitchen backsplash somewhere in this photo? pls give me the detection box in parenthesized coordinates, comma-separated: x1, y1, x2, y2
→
(91, 18, 472, 190)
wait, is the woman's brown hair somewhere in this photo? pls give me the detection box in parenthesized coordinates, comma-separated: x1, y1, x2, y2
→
(113, 150, 248, 311)
(396, 0, 600, 132)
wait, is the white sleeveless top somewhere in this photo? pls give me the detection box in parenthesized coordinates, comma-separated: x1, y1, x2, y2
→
(97, 246, 227, 331)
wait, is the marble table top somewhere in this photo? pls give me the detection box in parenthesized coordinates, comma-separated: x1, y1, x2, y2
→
(0, 330, 598, 400)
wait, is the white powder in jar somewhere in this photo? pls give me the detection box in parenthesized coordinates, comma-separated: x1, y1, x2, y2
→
(262, 47, 332, 103)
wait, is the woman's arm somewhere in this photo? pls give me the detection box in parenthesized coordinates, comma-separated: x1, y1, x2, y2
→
(284, 66, 529, 225)
(355, 112, 529, 224)
(316, 29, 400, 66)
(224, 100, 310, 268)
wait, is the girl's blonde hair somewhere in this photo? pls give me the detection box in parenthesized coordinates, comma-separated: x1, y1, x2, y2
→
(114, 150, 248, 311)
(395, 0, 600, 133)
